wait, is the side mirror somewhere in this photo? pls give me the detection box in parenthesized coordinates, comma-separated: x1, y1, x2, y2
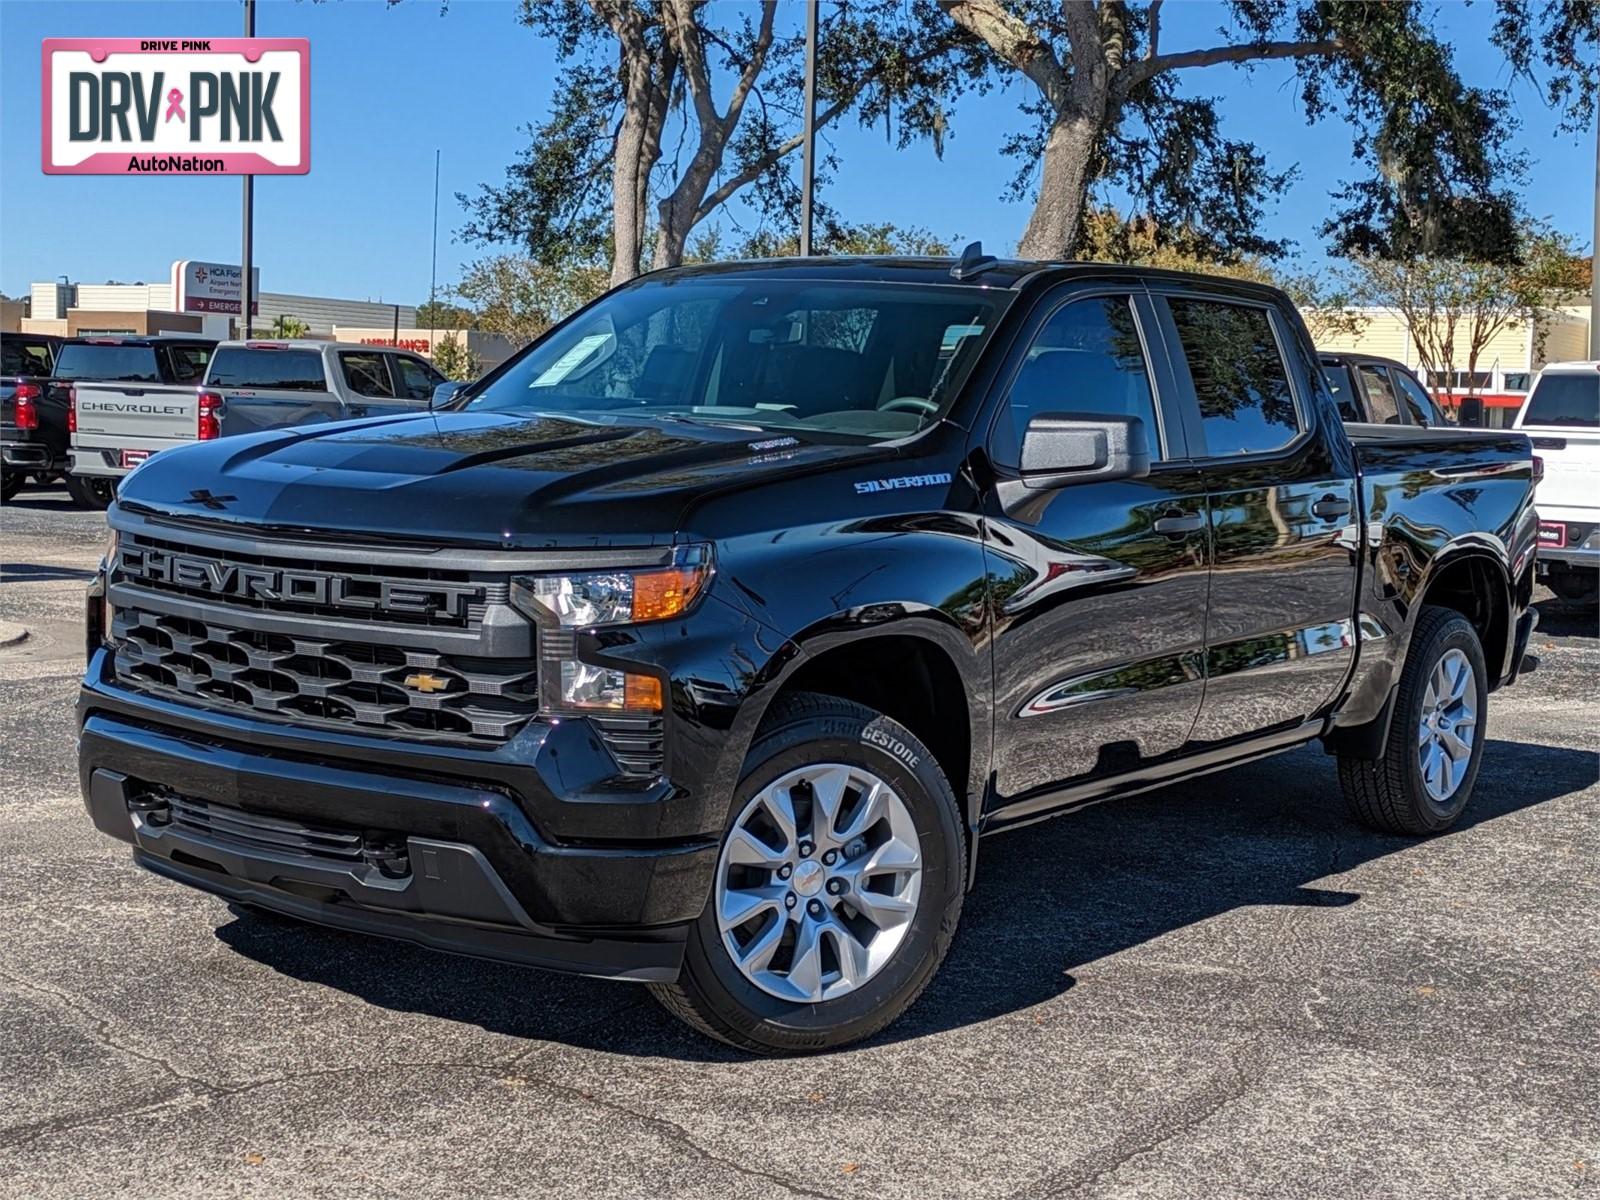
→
(430, 380, 467, 410)
(1020, 412, 1151, 488)
(1456, 395, 1484, 427)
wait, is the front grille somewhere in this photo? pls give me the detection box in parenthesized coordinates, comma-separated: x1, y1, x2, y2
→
(113, 607, 539, 742)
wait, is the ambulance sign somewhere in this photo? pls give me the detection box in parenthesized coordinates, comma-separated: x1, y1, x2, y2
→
(43, 38, 309, 175)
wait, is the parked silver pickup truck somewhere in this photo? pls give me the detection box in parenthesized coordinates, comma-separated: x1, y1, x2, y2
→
(70, 339, 448, 493)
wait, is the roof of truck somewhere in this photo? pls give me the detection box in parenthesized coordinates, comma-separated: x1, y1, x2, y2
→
(647, 254, 1294, 301)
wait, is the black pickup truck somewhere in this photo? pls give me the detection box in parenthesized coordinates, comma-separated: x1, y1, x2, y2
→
(1, 332, 62, 500)
(79, 254, 1538, 1053)
(4, 335, 215, 509)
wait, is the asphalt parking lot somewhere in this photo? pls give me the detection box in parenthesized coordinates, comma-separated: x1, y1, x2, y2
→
(1, 484, 1596, 1199)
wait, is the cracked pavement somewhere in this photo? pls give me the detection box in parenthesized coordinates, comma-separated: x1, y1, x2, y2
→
(2, 485, 1597, 1199)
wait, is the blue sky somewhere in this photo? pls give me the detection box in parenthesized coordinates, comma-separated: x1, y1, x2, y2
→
(1, 0, 1593, 305)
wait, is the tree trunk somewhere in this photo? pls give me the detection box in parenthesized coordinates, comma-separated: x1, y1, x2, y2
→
(607, 49, 655, 286)
(1016, 106, 1104, 260)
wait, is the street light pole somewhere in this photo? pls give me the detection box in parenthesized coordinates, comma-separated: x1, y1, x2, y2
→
(429, 148, 440, 350)
(799, 0, 817, 257)
(1590, 106, 1599, 359)
(241, 0, 255, 338)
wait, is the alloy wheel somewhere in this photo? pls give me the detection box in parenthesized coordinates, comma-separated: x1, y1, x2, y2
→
(1417, 647, 1477, 804)
(715, 763, 923, 1003)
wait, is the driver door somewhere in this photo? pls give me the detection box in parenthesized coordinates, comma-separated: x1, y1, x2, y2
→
(981, 285, 1211, 819)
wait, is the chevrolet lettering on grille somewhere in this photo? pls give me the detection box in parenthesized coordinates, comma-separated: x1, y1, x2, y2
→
(118, 545, 485, 619)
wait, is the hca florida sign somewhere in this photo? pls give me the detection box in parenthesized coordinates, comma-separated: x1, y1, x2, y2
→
(42, 38, 309, 175)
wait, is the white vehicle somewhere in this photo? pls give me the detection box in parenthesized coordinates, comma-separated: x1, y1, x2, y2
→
(1516, 361, 1600, 604)
(70, 339, 447, 497)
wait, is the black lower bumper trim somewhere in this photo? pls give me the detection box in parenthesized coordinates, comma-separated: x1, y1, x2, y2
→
(133, 850, 685, 982)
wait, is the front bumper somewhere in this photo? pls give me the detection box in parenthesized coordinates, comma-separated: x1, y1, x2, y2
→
(79, 710, 711, 980)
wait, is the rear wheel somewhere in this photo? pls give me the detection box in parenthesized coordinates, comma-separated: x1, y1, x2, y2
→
(1337, 605, 1488, 835)
(1547, 567, 1598, 605)
(0, 472, 23, 502)
(650, 692, 966, 1054)
(66, 474, 116, 510)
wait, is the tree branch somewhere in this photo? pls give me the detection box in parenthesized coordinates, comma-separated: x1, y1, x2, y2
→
(1114, 37, 1345, 97)
(939, 0, 1070, 111)
(1145, 0, 1163, 60)
(692, 42, 952, 224)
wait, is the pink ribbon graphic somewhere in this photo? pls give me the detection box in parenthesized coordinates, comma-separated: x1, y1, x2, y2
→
(164, 88, 185, 123)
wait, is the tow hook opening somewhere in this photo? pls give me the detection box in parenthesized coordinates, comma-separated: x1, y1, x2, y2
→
(361, 836, 411, 878)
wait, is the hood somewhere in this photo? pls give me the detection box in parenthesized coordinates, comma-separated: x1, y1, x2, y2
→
(115, 410, 893, 548)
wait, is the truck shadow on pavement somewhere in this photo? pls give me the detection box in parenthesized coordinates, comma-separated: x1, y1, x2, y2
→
(214, 737, 1597, 1059)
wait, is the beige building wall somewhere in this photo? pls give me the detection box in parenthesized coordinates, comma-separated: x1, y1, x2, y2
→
(1305, 306, 1594, 382)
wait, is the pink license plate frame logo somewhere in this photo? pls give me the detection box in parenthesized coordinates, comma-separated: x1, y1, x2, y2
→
(120, 449, 152, 469)
(42, 38, 310, 176)
(1537, 521, 1567, 549)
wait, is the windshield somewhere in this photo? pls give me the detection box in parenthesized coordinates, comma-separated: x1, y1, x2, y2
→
(54, 343, 161, 383)
(1521, 372, 1599, 428)
(464, 277, 1009, 440)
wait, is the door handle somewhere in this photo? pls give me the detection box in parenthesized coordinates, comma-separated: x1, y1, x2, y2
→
(1153, 511, 1204, 536)
(1311, 494, 1352, 520)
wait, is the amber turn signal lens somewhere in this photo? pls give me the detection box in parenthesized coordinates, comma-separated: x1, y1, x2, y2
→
(631, 565, 709, 622)
(623, 673, 663, 712)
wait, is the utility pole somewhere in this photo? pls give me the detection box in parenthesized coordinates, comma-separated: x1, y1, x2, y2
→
(241, 0, 255, 338)
(1591, 107, 1599, 359)
(799, 0, 817, 257)
(429, 149, 441, 351)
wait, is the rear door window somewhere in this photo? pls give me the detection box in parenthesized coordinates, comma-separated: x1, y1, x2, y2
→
(54, 343, 162, 382)
(1521, 373, 1599, 428)
(340, 351, 397, 399)
(1166, 299, 1300, 456)
(2, 339, 54, 377)
(205, 348, 328, 390)
(1357, 366, 1401, 424)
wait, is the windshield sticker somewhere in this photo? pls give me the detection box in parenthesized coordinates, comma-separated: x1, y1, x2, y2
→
(530, 333, 611, 388)
(748, 436, 799, 451)
(855, 472, 953, 495)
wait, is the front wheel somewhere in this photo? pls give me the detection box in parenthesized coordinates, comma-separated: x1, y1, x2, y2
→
(650, 692, 967, 1054)
(1337, 605, 1489, 835)
(65, 474, 116, 510)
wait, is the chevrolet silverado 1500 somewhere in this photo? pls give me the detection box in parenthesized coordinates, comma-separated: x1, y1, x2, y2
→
(80, 254, 1538, 1053)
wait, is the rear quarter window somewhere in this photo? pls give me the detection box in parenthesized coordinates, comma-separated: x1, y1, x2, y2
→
(54, 344, 162, 383)
(206, 348, 328, 391)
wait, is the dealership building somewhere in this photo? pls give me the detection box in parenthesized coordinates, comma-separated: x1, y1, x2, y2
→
(19, 261, 416, 341)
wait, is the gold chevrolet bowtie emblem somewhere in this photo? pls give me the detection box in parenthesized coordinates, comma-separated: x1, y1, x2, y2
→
(403, 672, 450, 693)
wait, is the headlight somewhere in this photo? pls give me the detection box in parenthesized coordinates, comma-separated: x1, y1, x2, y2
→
(510, 546, 712, 628)
(510, 546, 712, 714)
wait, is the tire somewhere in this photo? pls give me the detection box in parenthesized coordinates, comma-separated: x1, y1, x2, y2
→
(0, 472, 23, 503)
(65, 474, 116, 510)
(650, 691, 967, 1054)
(1337, 605, 1489, 835)
(1547, 567, 1598, 605)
